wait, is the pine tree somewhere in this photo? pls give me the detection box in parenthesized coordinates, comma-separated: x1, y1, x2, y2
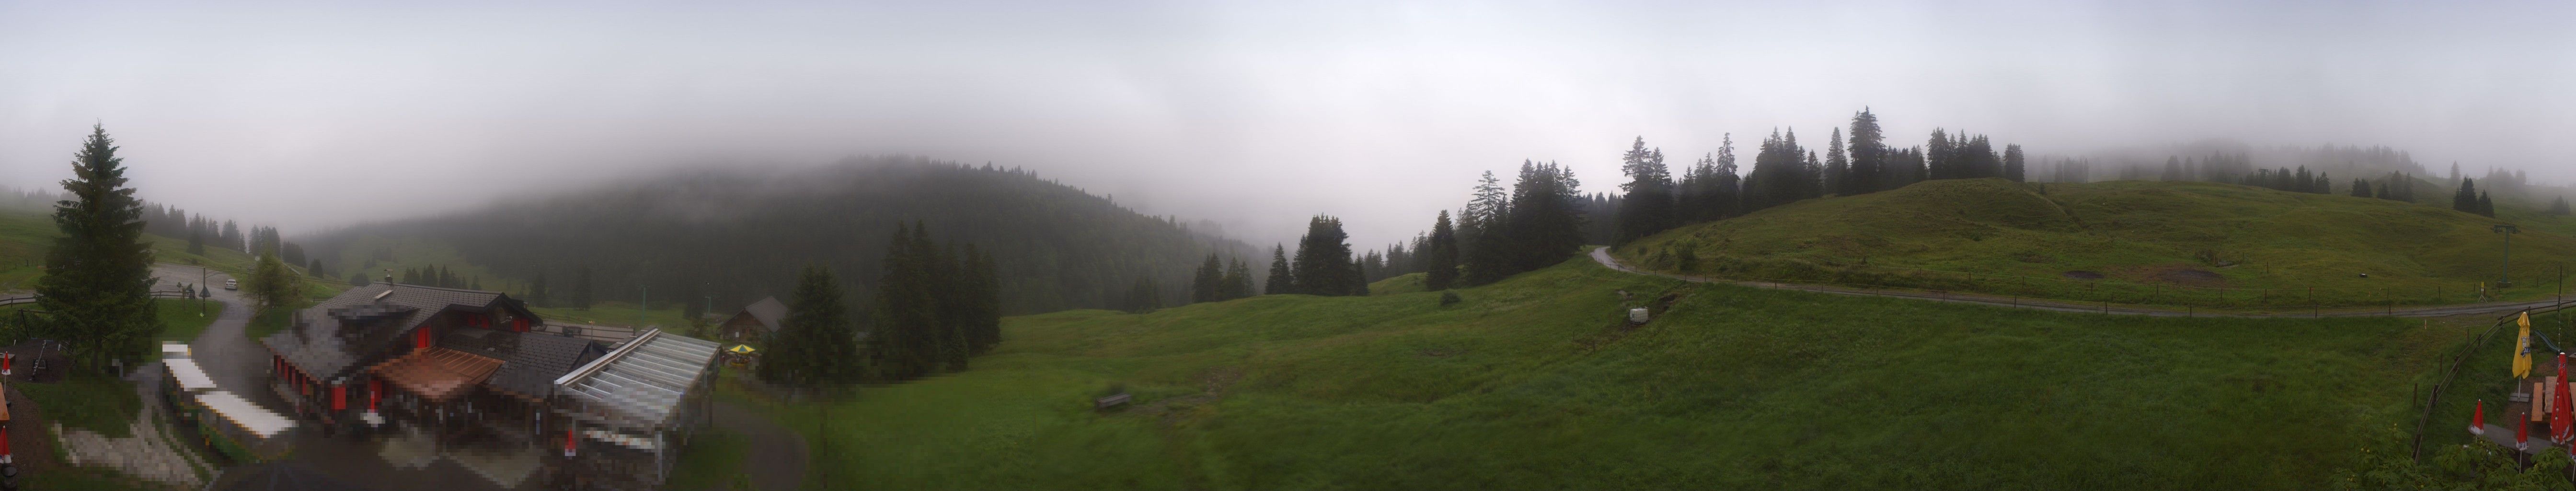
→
(1711, 135, 1743, 217)
(1424, 210, 1460, 291)
(2552, 197, 2571, 216)
(1264, 245, 1293, 294)
(2479, 191, 2496, 217)
(965, 246, 1003, 354)
(1189, 253, 1222, 304)
(186, 227, 204, 256)
(1123, 277, 1161, 313)
(2351, 178, 2372, 198)
(2002, 144, 2025, 182)
(873, 224, 936, 380)
(1825, 128, 1850, 195)
(35, 125, 161, 374)
(1615, 137, 1675, 244)
(1846, 109, 1885, 194)
(760, 265, 862, 390)
(2454, 178, 2479, 213)
(1291, 215, 1357, 296)
(1218, 258, 1251, 300)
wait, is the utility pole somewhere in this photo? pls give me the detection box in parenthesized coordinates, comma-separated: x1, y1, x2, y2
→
(2496, 224, 2521, 287)
(639, 285, 649, 330)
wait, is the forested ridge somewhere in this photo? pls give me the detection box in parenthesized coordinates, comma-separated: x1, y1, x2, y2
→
(304, 156, 1257, 315)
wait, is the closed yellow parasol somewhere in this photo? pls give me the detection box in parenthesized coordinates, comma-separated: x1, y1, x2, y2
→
(2514, 311, 2534, 379)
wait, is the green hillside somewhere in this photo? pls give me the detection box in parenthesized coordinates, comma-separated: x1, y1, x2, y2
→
(721, 257, 2460, 490)
(0, 208, 272, 292)
(1616, 178, 2576, 308)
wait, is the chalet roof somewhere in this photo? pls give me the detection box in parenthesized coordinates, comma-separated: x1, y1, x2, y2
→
(260, 283, 528, 381)
(739, 297, 787, 332)
(485, 332, 607, 400)
(554, 329, 720, 429)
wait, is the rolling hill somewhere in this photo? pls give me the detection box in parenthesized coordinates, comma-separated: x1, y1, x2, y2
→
(1614, 178, 2576, 308)
(715, 256, 2464, 490)
(302, 157, 1259, 316)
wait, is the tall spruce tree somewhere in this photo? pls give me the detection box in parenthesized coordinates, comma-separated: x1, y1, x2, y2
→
(36, 125, 161, 374)
(2479, 192, 2496, 217)
(1711, 135, 1743, 218)
(1264, 245, 1293, 294)
(1847, 109, 1885, 195)
(873, 223, 938, 380)
(1290, 215, 1357, 296)
(759, 265, 862, 390)
(2454, 178, 2479, 213)
(1190, 253, 1223, 304)
(2552, 197, 2571, 215)
(1424, 210, 1460, 291)
(2003, 144, 2026, 182)
(1615, 137, 1675, 244)
(1825, 128, 1850, 195)
(1219, 258, 1252, 300)
(2351, 178, 2372, 198)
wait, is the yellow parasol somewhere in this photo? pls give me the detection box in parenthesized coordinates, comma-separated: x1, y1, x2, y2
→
(2514, 311, 2534, 378)
(728, 344, 758, 355)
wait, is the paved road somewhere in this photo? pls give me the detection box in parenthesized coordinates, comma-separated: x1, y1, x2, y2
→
(713, 401, 807, 491)
(1590, 247, 2569, 318)
(150, 264, 281, 409)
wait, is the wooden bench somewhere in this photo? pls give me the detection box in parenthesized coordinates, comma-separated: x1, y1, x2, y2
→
(2540, 379, 2555, 422)
(1095, 393, 1132, 410)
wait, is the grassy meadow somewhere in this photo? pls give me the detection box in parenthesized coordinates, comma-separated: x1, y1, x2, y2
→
(716, 257, 2469, 490)
(1618, 178, 2576, 309)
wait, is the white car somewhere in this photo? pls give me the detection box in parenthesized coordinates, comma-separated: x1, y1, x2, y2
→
(224, 279, 238, 291)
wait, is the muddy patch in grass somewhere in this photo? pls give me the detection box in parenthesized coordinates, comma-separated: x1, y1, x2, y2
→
(2060, 270, 2105, 280)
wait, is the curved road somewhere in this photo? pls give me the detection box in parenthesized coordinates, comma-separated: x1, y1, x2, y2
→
(1590, 247, 2569, 318)
(152, 264, 277, 408)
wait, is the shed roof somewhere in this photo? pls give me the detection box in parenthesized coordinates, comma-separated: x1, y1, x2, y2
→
(554, 329, 720, 429)
(199, 391, 298, 438)
(165, 358, 218, 392)
(739, 297, 787, 332)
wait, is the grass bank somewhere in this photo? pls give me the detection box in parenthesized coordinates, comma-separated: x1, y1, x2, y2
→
(725, 257, 2454, 490)
(1620, 178, 2576, 309)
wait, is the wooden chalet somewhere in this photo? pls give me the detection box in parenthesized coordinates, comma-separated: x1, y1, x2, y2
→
(259, 283, 607, 446)
(717, 296, 787, 343)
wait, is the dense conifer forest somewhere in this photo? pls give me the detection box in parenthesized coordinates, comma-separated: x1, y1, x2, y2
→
(303, 157, 1258, 315)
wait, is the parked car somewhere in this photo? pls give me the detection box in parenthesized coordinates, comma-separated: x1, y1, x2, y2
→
(224, 279, 238, 291)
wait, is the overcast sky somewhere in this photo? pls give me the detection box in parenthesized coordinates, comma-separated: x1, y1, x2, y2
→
(3, 0, 2571, 248)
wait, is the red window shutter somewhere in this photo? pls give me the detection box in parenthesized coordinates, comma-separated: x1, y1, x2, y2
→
(416, 327, 433, 349)
(333, 384, 346, 411)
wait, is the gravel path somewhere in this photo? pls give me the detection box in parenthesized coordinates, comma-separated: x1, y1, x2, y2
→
(713, 401, 806, 491)
(1590, 246, 2568, 318)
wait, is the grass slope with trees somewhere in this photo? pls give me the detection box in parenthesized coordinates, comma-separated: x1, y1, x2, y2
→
(1615, 178, 2576, 309)
(721, 257, 2459, 490)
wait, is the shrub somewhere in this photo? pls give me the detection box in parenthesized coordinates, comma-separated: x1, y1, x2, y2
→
(1438, 291, 1462, 307)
